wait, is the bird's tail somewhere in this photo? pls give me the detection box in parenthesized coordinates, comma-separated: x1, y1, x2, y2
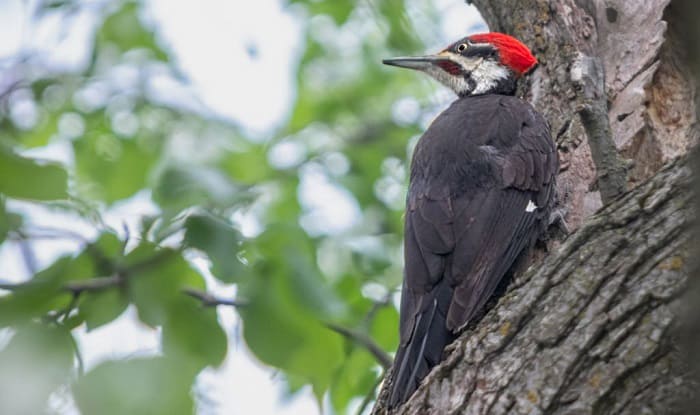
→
(387, 282, 455, 408)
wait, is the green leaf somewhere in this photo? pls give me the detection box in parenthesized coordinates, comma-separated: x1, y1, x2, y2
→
(370, 304, 399, 351)
(90, 231, 124, 262)
(0, 145, 68, 200)
(0, 200, 22, 244)
(73, 129, 157, 203)
(0, 231, 125, 326)
(80, 289, 129, 331)
(239, 226, 346, 396)
(381, 1, 423, 51)
(126, 246, 187, 327)
(266, 177, 302, 223)
(184, 214, 246, 283)
(289, 0, 354, 24)
(73, 357, 194, 415)
(0, 256, 92, 326)
(240, 282, 344, 397)
(98, 1, 169, 61)
(333, 273, 373, 320)
(162, 296, 227, 369)
(20, 111, 58, 148)
(221, 144, 272, 184)
(254, 225, 341, 315)
(0, 324, 74, 414)
(153, 166, 248, 211)
(124, 243, 226, 368)
(331, 348, 377, 412)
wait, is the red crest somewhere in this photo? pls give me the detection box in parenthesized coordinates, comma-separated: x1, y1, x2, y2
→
(468, 33, 537, 75)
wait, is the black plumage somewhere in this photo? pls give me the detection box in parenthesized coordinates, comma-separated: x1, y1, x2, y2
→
(387, 94, 558, 407)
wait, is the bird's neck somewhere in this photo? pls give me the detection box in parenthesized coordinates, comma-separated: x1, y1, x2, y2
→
(458, 60, 518, 97)
(460, 74, 517, 97)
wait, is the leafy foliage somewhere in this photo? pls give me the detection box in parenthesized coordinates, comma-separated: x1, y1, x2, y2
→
(0, 0, 452, 413)
(73, 357, 195, 414)
(0, 146, 68, 200)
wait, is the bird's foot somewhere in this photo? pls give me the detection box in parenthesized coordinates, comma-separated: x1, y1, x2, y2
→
(548, 207, 569, 235)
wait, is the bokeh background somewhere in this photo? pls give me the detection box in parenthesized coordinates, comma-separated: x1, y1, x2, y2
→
(0, 0, 485, 413)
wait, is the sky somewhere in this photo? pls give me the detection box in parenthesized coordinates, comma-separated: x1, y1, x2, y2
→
(0, 0, 484, 413)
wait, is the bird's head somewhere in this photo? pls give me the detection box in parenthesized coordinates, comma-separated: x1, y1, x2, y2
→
(383, 32, 537, 97)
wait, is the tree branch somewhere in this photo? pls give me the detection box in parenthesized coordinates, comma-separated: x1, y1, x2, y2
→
(325, 321, 393, 370)
(64, 275, 124, 294)
(2, 251, 244, 312)
(59, 251, 176, 294)
(571, 53, 628, 204)
(182, 287, 246, 308)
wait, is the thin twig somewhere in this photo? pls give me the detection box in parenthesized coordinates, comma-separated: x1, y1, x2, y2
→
(117, 249, 179, 274)
(61, 251, 176, 294)
(325, 322, 393, 370)
(64, 275, 123, 294)
(18, 237, 38, 275)
(121, 222, 130, 255)
(182, 287, 246, 308)
(69, 332, 85, 376)
(59, 291, 81, 322)
(9, 226, 90, 243)
(363, 290, 394, 327)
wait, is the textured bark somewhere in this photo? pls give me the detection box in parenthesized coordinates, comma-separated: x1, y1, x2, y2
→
(670, 1, 700, 413)
(572, 54, 628, 205)
(372, 0, 698, 413)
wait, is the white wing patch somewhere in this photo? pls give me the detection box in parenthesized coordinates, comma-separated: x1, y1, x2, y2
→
(525, 200, 537, 213)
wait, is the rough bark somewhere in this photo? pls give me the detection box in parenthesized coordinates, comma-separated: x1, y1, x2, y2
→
(372, 0, 698, 412)
(374, 156, 693, 414)
(670, 1, 700, 413)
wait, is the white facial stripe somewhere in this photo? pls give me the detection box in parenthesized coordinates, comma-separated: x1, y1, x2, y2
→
(470, 60, 510, 95)
(426, 54, 511, 96)
(526, 200, 537, 212)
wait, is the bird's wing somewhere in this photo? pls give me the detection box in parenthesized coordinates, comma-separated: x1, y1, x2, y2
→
(401, 107, 557, 338)
(389, 98, 557, 407)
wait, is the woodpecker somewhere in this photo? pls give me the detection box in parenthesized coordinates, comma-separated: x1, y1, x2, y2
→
(383, 33, 558, 407)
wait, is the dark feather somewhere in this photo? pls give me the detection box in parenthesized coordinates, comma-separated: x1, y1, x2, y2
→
(388, 94, 557, 407)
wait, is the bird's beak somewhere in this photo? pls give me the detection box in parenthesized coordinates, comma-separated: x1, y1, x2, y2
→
(382, 54, 449, 71)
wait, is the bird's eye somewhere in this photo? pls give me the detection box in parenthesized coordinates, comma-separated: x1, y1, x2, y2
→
(456, 43, 468, 52)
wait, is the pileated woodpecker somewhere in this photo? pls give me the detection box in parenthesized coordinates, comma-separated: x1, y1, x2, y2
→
(383, 33, 558, 407)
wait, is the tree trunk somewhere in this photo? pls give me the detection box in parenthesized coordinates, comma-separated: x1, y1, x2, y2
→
(372, 0, 698, 413)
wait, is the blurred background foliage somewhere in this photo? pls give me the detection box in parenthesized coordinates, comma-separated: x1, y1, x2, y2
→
(0, 0, 483, 413)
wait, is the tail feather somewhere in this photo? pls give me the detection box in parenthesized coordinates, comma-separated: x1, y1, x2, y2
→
(387, 282, 455, 408)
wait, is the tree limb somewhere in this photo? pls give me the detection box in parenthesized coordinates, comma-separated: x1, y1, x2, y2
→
(182, 287, 246, 308)
(64, 275, 124, 294)
(325, 321, 393, 370)
(571, 54, 628, 204)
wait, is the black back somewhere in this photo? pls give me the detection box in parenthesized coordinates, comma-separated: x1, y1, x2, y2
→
(388, 94, 558, 407)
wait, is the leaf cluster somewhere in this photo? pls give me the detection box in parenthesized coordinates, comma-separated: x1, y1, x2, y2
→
(0, 0, 447, 413)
